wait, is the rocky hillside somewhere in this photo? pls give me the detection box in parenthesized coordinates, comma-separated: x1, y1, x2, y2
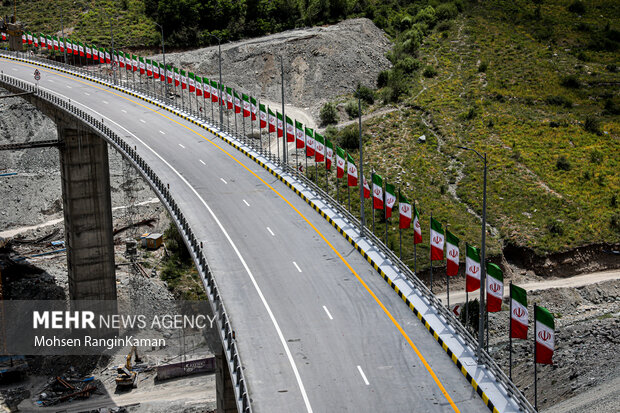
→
(153, 18, 392, 117)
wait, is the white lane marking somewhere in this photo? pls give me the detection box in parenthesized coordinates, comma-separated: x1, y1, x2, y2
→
(243, 199, 250, 207)
(266, 227, 275, 236)
(48, 79, 55, 82)
(25, 80, 314, 413)
(357, 366, 369, 386)
(178, 144, 185, 149)
(102, 100, 109, 104)
(323, 306, 333, 320)
(85, 92, 90, 96)
(159, 130, 165, 135)
(66, 85, 72, 89)
(220, 178, 227, 184)
(140, 119, 146, 123)
(121, 109, 127, 113)
(199, 159, 206, 165)
(293, 261, 302, 273)
(11, 68, 17, 71)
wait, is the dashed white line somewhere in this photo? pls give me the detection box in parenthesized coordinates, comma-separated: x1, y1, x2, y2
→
(220, 178, 228, 184)
(357, 366, 369, 386)
(121, 109, 127, 113)
(48, 79, 55, 82)
(139, 119, 146, 123)
(243, 199, 250, 207)
(11, 68, 17, 71)
(27, 82, 314, 413)
(84, 92, 91, 96)
(102, 100, 109, 104)
(66, 85, 72, 89)
(178, 144, 185, 149)
(159, 130, 165, 135)
(199, 159, 206, 165)
(293, 261, 302, 273)
(266, 227, 275, 236)
(323, 306, 333, 320)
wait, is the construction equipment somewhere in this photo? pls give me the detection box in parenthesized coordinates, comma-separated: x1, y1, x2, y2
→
(115, 346, 142, 388)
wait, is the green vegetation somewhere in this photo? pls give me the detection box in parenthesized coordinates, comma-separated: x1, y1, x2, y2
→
(159, 222, 206, 300)
(320, 101, 338, 126)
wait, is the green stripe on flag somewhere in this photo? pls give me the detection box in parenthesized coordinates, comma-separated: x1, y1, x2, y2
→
(487, 262, 503, 282)
(346, 152, 355, 164)
(336, 147, 345, 159)
(372, 173, 382, 186)
(430, 217, 443, 234)
(399, 191, 409, 204)
(305, 127, 313, 137)
(466, 244, 480, 261)
(446, 229, 459, 246)
(535, 306, 554, 329)
(511, 284, 527, 307)
(315, 133, 324, 145)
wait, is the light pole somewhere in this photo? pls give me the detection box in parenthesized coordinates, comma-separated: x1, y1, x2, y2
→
(101, 9, 116, 85)
(60, 6, 67, 64)
(154, 22, 167, 102)
(358, 97, 365, 238)
(457, 145, 488, 362)
(206, 34, 224, 128)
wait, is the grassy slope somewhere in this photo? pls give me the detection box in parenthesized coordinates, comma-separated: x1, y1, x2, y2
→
(1, 0, 158, 47)
(357, 0, 619, 270)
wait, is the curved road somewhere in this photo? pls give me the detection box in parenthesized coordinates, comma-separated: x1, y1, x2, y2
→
(1, 57, 486, 413)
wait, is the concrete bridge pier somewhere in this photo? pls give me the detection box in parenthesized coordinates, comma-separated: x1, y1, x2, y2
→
(58, 124, 117, 301)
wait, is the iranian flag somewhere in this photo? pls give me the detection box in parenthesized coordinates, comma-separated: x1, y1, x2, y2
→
(277, 113, 284, 137)
(188, 73, 196, 92)
(413, 204, 422, 244)
(363, 175, 370, 198)
(22, 33, 26, 44)
(202, 78, 210, 97)
(53, 37, 59, 50)
(153, 62, 160, 79)
(372, 173, 383, 209)
(223, 88, 231, 109)
(167, 66, 174, 84)
(385, 183, 396, 218)
(66, 40, 72, 53)
(259, 104, 267, 128)
(465, 244, 481, 292)
(325, 138, 334, 170)
(510, 284, 528, 339)
(445, 229, 460, 276)
(305, 127, 315, 157)
(234, 92, 241, 113)
(146, 59, 153, 76)
(486, 263, 504, 312)
(315, 133, 325, 162)
(72, 42, 78, 55)
(181, 70, 188, 89)
(285, 116, 294, 142)
(59, 38, 64, 52)
(105, 49, 111, 63)
(268, 108, 276, 132)
(33, 35, 39, 47)
(295, 120, 304, 148)
(347, 153, 358, 186)
(85, 45, 91, 58)
(47, 36, 53, 50)
(138, 57, 145, 74)
(132, 56, 138, 72)
(78, 42, 84, 57)
(430, 217, 445, 261)
(336, 147, 346, 178)
(242, 94, 251, 117)
(40, 34, 46, 46)
(27, 32, 33, 45)
(251, 97, 258, 121)
(535, 306, 554, 365)
(195, 77, 202, 95)
(118, 53, 125, 68)
(210, 81, 218, 101)
(399, 191, 412, 229)
(174, 68, 180, 86)
(1, 32, 6, 41)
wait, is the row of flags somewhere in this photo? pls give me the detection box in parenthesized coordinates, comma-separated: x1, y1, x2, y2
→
(8, 27, 556, 368)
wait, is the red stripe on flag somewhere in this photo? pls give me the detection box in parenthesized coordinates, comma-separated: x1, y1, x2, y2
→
(536, 343, 553, 365)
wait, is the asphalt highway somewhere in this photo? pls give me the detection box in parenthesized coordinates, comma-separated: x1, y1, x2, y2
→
(1, 57, 488, 413)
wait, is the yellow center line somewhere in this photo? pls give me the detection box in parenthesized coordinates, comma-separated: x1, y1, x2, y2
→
(7, 59, 460, 412)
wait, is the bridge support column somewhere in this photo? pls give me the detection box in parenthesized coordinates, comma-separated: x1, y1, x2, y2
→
(215, 347, 237, 413)
(58, 125, 117, 301)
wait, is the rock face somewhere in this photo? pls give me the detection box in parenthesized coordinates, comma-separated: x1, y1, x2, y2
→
(155, 18, 392, 116)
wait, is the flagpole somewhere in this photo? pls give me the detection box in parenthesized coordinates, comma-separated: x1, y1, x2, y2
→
(372, 171, 376, 235)
(414, 201, 417, 275)
(446, 223, 449, 309)
(280, 56, 287, 166)
(534, 303, 538, 411)
(509, 281, 513, 381)
(347, 184, 351, 212)
(430, 212, 433, 293)
(465, 290, 469, 331)
(210, 86, 214, 123)
(384, 180, 388, 247)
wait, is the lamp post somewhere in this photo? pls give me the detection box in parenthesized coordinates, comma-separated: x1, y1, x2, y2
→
(154, 22, 167, 102)
(206, 34, 224, 128)
(60, 6, 67, 64)
(101, 9, 115, 85)
(358, 97, 365, 238)
(457, 145, 488, 362)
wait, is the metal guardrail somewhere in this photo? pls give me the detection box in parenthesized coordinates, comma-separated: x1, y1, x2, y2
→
(0, 51, 536, 413)
(0, 72, 251, 413)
